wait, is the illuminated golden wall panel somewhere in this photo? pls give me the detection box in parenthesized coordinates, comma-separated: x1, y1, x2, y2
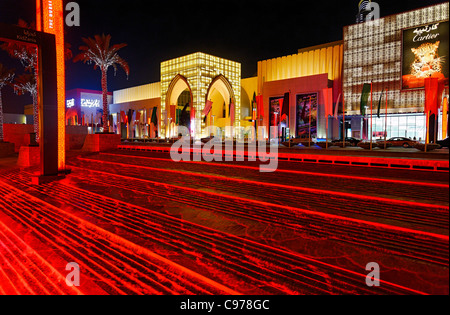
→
(257, 42, 343, 95)
(113, 82, 161, 104)
(241, 77, 258, 118)
(343, 2, 449, 115)
(160, 52, 241, 138)
(37, 0, 66, 171)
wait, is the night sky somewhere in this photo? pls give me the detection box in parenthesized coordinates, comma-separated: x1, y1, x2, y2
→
(0, 0, 446, 113)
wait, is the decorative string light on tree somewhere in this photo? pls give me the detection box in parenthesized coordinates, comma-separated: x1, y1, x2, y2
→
(0, 20, 39, 142)
(0, 64, 15, 142)
(13, 75, 38, 133)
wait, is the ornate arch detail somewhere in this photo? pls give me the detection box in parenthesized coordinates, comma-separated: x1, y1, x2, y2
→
(205, 74, 236, 105)
(165, 74, 193, 109)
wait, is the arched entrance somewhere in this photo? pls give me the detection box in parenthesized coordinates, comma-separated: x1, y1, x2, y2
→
(66, 108, 79, 126)
(164, 74, 194, 138)
(204, 75, 236, 139)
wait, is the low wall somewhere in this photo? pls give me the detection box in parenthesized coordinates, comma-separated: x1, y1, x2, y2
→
(3, 124, 35, 153)
(17, 145, 40, 167)
(0, 142, 15, 158)
(66, 126, 88, 150)
(82, 133, 121, 152)
(3, 124, 90, 152)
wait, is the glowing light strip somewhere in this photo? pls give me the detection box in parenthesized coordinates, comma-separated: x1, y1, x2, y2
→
(102, 152, 450, 189)
(79, 156, 449, 218)
(37, 0, 65, 171)
(71, 158, 449, 247)
(66, 166, 432, 294)
(0, 217, 83, 295)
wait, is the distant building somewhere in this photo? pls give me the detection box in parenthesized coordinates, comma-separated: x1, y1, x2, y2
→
(356, 0, 372, 23)
(65, 88, 113, 130)
(107, 2, 448, 143)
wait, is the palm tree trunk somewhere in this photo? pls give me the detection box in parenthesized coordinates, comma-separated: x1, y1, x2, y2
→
(102, 68, 108, 132)
(33, 93, 39, 143)
(34, 66, 39, 143)
(0, 90, 4, 142)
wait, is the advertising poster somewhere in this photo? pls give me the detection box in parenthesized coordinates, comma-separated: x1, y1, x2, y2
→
(296, 93, 318, 138)
(402, 20, 449, 90)
(269, 97, 283, 139)
(269, 97, 283, 126)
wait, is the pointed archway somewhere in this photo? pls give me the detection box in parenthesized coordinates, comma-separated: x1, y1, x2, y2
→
(204, 75, 236, 137)
(164, 74, 194, 137)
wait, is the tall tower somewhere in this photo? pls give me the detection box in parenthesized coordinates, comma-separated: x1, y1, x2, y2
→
(356, 0, 372, 23)
(36, 0, 66, 171)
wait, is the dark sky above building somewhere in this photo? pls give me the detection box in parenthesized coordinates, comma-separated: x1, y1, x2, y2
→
(0, 0, 446, 113)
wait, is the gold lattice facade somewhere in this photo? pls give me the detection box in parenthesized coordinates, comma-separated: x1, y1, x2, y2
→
(343, 2, 449, 115)
(160, 52, 241, 138)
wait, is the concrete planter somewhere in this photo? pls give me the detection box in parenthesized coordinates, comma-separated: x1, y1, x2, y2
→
(315, 142, 333, 149)
(414, 143, 441, 152)
(333, 142, 352, 148)
(82, 133, 121, 152)
(357, 142, 378, 150)
(0, 141, 15, 158)
(375, 143, 393, 149)
(17, 145, 40, 167)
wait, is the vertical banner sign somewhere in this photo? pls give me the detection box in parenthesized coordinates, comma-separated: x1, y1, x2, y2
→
(296, 93, 318, 138)
(402, 21, 449, 90)
(37, 0, 66, 171)
(269, 97, 283, 140)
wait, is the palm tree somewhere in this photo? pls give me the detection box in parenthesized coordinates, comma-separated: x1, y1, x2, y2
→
(1, 19, 39, 141)
(0, 20, 38, 73)
(0, 64, 15, 142)
(13, 74, 37, 140)
(73, 34, 129, 132)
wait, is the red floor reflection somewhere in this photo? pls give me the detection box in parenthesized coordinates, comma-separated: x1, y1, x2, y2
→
(0, 150, 448, 295)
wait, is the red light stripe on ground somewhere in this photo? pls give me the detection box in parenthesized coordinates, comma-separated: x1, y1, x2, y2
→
(56, 174, 429, 295)
(0, 180, 242, 296)
(103, 152, 449, 188)
(71, 162, 449, 242)
(84, 157, 448, 210)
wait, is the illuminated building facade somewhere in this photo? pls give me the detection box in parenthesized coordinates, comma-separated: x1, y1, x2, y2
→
(65, 89, 113, 129)
(356, 0, 372, 23)
(343, 2, 449, 140)
(110, 82, 161, 139)
(160, 52, 241, 139)
(108, 3, 448, 143)
(257, 41, 344, 140)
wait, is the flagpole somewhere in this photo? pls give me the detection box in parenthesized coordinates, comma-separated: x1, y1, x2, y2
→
(384, 87, 388, 150)
(309, 96, 312, 148)
(434, 110, 438, 144)
(370, 82, 373, 151)
(326, 95, 328, 150)
(288, 91, 291, 148)
(326, 90, 328, 150)
(425, 110, 429, 153)
(342, 93, 346, 148)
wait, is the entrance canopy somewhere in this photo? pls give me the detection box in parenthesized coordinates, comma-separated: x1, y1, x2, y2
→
(161, 52, 241, 139)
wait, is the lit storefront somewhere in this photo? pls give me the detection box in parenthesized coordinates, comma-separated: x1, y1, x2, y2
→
(343, 2, 449, 141)
(257, 41, 344, 140)
(65, 89, 113, 133)
(107, 3, 449, 143)
(161, 52, 242, 139)
(109, 82, 161, 139)
(109, 53, 250, 140)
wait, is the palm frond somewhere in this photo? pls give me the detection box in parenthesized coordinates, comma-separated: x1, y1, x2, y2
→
(74, 34, 129, 76)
